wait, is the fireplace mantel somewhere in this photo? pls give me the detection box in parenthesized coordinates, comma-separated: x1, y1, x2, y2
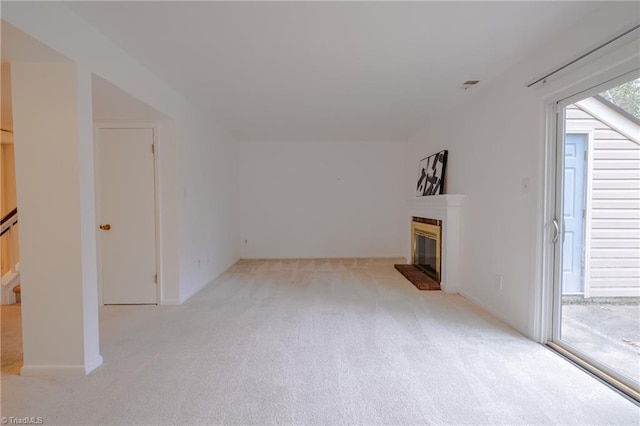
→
(406, 195, 464, 293)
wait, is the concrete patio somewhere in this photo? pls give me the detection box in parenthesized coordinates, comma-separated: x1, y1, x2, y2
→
(562, 296, 640, 382)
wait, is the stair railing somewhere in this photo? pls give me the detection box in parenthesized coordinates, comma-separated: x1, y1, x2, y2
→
(1, 207, 20, 302)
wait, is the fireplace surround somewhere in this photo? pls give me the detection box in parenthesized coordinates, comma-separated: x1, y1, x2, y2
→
(407, 195, 464, 293)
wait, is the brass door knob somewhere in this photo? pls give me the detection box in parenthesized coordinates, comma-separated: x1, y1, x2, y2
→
(99, 224, 111, 231)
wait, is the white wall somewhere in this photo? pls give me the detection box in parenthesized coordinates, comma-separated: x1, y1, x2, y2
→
(177, 115, 239, 301)
(239, 141, 405, 258)
(405, 3, 640, 338)
(12, 62, 102, 375)
(2, 2, 240, 305)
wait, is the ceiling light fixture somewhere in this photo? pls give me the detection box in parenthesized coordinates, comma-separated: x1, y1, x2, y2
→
(461, 80, 480, 90)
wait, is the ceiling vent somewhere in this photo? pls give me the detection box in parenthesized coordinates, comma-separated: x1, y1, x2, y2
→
(461, 80, 480, 90)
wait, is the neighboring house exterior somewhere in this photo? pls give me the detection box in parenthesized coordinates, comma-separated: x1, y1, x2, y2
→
(566, 96, 640, 298)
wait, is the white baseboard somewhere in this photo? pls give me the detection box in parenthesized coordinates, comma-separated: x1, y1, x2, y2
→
(85, 355, 103, 374)
(240, 254, 406, 260)
(160, 298, 181, 306)
(440, 281, 460, 294)
(458, 289, 530, 339)
(21, 355, 103, 376)
(21, 365, 88, 377)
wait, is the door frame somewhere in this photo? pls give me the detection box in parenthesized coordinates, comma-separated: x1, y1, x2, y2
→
(563, 129, 595, 298)
(541, 69, 640, 399)
(537, 67, 640, 343)
(545, 69, 639, 340)
(94, 122, 161, 306)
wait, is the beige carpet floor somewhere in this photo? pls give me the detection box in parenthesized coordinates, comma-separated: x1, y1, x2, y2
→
(1, 258, 639, 425)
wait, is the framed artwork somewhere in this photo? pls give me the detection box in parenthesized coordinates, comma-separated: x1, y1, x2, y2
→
(416, 150, 448, 196)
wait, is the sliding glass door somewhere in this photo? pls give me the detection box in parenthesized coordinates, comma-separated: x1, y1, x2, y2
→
(551, 74, 640, 399)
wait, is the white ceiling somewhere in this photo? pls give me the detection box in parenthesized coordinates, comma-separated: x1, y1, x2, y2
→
(65, 1, 599, 142)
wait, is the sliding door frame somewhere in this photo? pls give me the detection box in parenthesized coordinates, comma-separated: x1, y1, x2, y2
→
(543, 68, 640, 401)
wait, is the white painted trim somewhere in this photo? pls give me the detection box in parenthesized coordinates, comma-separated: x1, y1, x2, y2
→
(590, 287, 640, 297)
(550, 105, 566, 345)
(584, 130, 595, 299)
(533, 103, 559, 344)
(241, 255, 405, 260)
(526, 22, 640, 90)
(541, 81, 636, 342)
(20, 356, 102, 377)
(93, 126, 103, 306)
(152, 127, 163, 304)
(537, 39, 640, 105)
(160, 298, 181, 306)
(85, 355, 104, 374)
(541, 64, 640, 386)
(94, 122, 161, 305)
(458, 290, 526, 337)
(576, 97, 640, 144)
(21, 365, 86, 376)
(555, 68, 640, 109)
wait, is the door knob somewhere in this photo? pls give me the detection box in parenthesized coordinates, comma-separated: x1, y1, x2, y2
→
(100, 224, 111, 231)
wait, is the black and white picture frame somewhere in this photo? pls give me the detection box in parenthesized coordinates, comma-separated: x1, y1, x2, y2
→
(416, 150, 448, 196)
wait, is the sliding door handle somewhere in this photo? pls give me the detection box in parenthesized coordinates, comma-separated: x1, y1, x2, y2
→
(552, 219, 559, 243)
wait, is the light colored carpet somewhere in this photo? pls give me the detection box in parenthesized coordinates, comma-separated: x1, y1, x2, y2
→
(1, 258, 639, 425)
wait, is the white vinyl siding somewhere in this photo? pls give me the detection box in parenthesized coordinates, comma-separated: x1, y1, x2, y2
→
(566, 102, 640, 297)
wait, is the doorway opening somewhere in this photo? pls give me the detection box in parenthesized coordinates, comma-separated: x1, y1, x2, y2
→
(550, 76, 640, 399)
(1, 62, 23, 375)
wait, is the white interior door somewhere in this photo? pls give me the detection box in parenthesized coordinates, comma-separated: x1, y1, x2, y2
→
(98, 128, 157, 304)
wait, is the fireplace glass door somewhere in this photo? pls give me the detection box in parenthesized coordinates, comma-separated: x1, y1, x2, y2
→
(415, 233, 438, 277)
(411, 219, 441, 281)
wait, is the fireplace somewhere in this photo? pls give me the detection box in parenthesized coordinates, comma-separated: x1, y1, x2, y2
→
(411, 217, 442, 282)
(407, 195, 463, 292)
